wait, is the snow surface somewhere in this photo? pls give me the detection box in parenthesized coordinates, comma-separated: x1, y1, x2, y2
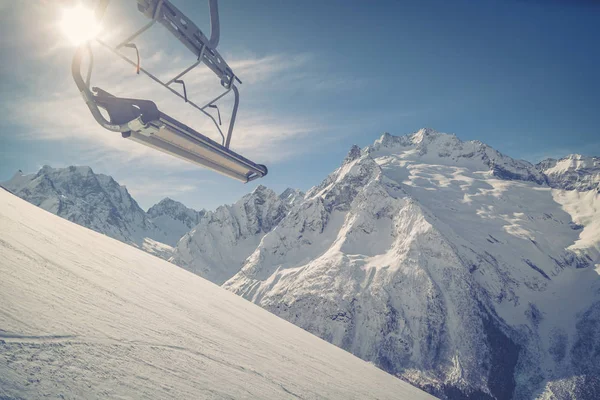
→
(141, 237, 175, 260)
(0, 189, 434, 400)
(552, 189, 600, 257)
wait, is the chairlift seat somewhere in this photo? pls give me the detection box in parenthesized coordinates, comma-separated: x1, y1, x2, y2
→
(93, 88, 267, 183)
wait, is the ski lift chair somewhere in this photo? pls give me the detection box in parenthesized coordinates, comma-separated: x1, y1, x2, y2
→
(71, 0, 268, 182)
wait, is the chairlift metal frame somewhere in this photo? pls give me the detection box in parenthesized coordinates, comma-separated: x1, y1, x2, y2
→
(71, 0, 268, 182)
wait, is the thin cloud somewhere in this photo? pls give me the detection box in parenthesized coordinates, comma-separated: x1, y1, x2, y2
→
(119, 176, 208, 200)
(6, 47, 339, 170)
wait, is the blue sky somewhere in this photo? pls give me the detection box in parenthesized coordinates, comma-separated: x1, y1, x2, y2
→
(0, 0, 598, 210)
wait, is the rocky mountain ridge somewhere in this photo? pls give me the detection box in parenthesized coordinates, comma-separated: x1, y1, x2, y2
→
(170, 185, 304, 284)
(2, 166, 201, 258)
(537, 154, 600, 191)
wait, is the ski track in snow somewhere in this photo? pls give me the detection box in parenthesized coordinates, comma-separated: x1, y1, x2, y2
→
(0, 190, 435, 400)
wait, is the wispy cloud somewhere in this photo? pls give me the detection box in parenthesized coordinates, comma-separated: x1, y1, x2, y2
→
(6, 45, 345, 169)
(119, 175, 209, 202)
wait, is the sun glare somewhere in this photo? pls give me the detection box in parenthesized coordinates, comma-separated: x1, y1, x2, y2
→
(60, 4, 102, 46)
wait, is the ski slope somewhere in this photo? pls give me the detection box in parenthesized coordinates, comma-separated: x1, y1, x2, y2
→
(0, 190, 434, 400)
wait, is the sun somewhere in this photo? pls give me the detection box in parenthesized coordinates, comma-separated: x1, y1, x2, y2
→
(60, 3, 102, 46)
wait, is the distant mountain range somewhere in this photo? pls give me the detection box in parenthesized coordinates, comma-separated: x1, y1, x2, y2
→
(3, 128, 599, 400)
(4, 165, 172, 258)
(1, 165, 300, 263)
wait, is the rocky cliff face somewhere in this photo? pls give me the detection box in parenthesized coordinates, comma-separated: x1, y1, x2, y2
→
(537, 154, 600, 192)
(170, 185, 303, 284)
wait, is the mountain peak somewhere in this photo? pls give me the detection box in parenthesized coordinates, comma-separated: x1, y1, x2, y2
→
(146, 197, 204, 246)
(152, 197, 179, 208)
(369, 129, 546, 184)
(537, 153, 600, 191)
(34, 165, 96, 180)
(68, 165, 93, 174)
(246, 185, 279, 203)
(373, 128, 455, 150)
(252, 184, 269, 194)
(563, 153, 598, 164)
(344, 145, 362, 163)
(374, 131, 402, 147)
(411, 127, 441, 143)
(148, 197, 186, 212)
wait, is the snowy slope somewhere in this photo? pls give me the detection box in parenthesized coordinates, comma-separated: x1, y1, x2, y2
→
(170, 185, 303, 284)
(224, 129, 600, 399)
(2, 166, 176, 258)
(537, 154, 600, 191)
(0, 189, 434, 400)
(147, 197, 206, 246)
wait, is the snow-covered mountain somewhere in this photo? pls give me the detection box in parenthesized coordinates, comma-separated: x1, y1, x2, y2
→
(4, 130, 598, 399)
(2, 166, 174, 258)
(170, 185, 304, 284)
(0, 189, 433, 400)
(147, 197, 206, 246)
(221, 129, 600, 399)
(371, 128, 547, 185)
(537, 154, 600, 191)
(1, 166, 302, 268)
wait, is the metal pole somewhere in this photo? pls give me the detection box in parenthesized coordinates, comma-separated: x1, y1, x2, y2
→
(115, 21, 156, 50)
(72, 46, 128, 132)
(225, 85, 239, 149)
(165, 60, 202, 86)
(208, 0, 220, 49)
